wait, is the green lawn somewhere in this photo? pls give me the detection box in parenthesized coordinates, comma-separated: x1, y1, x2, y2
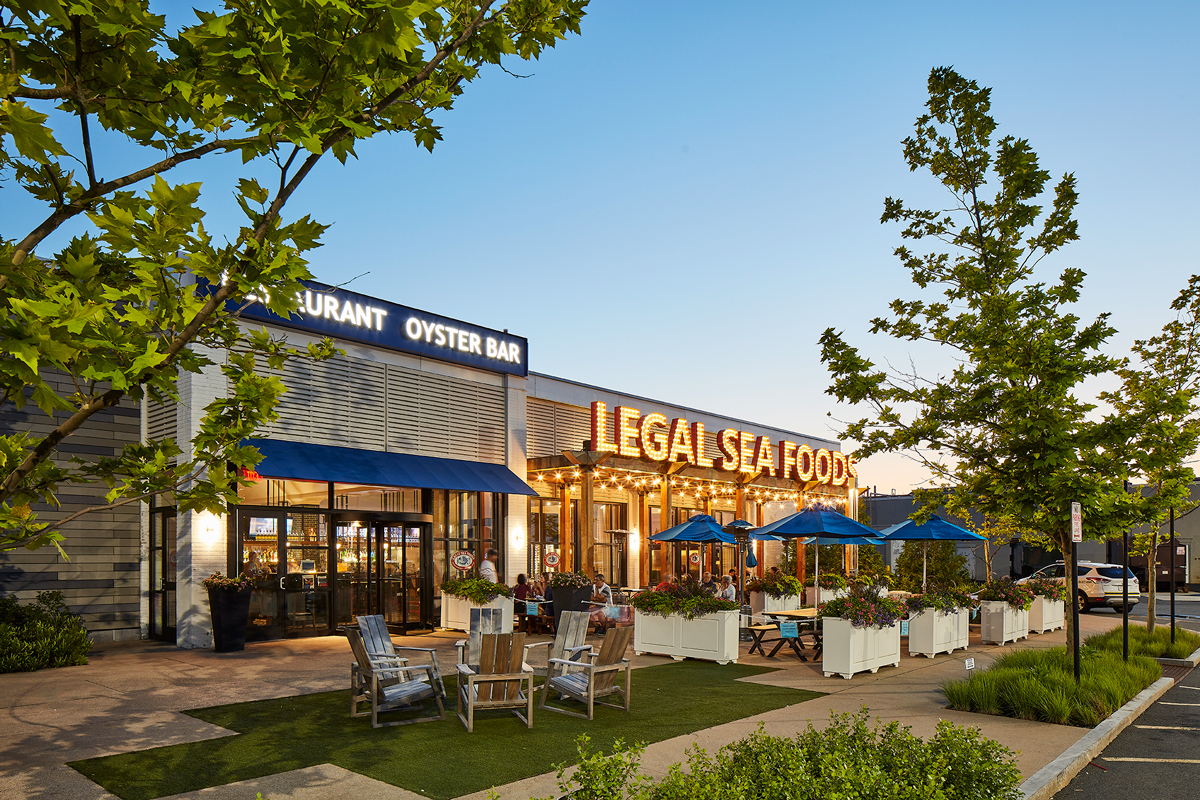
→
(71, 661, 822, 800)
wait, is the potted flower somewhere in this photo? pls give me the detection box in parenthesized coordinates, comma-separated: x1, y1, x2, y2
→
(204, 572, 252, 652)
(806, 572, 848, 607)
(1024, 578, 1067, 634)
(747, 573, 805, 616)
(818, 580, 906, 679)
(546, 572, 595, 631)
(905, 585, 974, 658)
(977, 578, 1033, 645)
(439, 577, 514, 632)
(631, 582, 740, 664)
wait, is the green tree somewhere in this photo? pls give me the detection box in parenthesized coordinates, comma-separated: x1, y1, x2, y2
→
(895, 539, 968, 592)
(819, 67, 1128, 645)
(1099, 276, 1200, 628)
(856, 542, 888, 580)
(0, 1, 587, 553)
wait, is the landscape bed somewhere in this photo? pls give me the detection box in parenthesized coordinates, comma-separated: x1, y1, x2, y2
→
(941, 646, 1162, 727)
(70, 661, 821, 800)
(1084, 624, 1200, 660)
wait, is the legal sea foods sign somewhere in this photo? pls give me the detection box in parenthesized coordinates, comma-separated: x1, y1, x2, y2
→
(238, 280, 528, 377)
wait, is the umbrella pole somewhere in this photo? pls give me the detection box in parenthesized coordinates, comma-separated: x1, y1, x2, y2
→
(814, 544, 819, 605)
(923, 542, 928, 593)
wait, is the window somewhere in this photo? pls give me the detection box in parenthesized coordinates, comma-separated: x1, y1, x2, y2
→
(528, 498, 561, 579)
(590, 503, 627, 585)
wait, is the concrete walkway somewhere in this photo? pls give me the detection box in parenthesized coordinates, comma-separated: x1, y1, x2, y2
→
(0, 615, 1126, 800)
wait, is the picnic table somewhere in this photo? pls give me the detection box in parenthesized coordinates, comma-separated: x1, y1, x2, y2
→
(748, 608, 823, 661)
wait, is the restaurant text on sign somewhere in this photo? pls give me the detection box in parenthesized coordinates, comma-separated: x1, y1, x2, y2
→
(589, 401, 856, 485)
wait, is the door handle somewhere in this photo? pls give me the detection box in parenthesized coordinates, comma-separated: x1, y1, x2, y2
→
(280, 577, 286, 590)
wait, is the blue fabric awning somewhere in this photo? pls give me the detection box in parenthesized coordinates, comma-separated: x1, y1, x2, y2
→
(244, 438, 536, 496)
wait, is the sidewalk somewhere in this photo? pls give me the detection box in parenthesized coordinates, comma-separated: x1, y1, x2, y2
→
(0, 615, 1126, 800)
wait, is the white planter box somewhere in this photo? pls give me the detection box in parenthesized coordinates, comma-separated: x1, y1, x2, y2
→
(1028, 597, 1065, 634)
(633, 609, 739, 665)
(806, 586, 847, 606)
(979, 600, 1029, 645)
(822, 617, 901, 679)
(749, 592, 803, 617)
(907, 608, 970, 658)
(439, 594, 514, 632)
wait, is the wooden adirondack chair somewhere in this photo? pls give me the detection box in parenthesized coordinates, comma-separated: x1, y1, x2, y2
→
(522, 610, 591, 679)
(454, 607, 509, 670)
(347, 627, 445, 728)
(540, 623, 633, 720)
(456, 631, 534, 732)
(356, 614, 446, 698)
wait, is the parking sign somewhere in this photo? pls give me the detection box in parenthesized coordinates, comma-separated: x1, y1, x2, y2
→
(1071, 502, 1082, 543)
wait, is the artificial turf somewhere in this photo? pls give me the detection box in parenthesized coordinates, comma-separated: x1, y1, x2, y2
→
(70, 661, 822, 800)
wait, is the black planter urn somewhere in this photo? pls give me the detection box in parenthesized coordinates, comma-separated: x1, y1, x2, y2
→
(552, 586, 595, 630)
(208, 587, 253, 652)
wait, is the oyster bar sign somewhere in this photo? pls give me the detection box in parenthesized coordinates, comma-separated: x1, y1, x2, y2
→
(239, 280, 528, 376)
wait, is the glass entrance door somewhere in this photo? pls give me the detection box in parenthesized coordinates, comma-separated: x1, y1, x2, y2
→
(148, 507, 176, 642)
(336, 519, 430, 632)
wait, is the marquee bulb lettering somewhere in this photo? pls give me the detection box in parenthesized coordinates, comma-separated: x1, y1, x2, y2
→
(585, 403, 855, 486)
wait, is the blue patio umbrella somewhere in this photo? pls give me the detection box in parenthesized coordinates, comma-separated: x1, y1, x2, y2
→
(756, 506, 881, 587)
(745, 549, 758, 568)
(878, 515, 987, 591)
(649, 514, 779, 543)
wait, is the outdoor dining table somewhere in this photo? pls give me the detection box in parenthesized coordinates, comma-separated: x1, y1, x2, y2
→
(760, 609, 822, 661)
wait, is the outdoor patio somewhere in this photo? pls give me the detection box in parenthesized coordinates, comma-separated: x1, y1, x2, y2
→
(0, 612, 1133, 800)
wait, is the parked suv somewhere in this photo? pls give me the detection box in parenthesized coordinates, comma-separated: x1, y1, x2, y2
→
(1018, 561, 1140, 613)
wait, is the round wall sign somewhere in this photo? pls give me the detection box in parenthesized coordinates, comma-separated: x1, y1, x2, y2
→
(544, 551, 561, 568)
(689, 552, 701, 565)
(451, 550, 475, 571)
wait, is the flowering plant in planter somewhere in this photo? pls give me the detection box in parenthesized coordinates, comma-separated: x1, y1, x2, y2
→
(747, 573, 804, 598)
(440, 577, 513, 604)
(906, 585, 975, 615)
(977, 578, 1035, 610)
(548, 571, 591, 589)
(202, 572, 250, 592)
(817, 573, 848, 591)
(631, 582, 737, 620)
(1025, 578, 1068, 602)
(819, 592, 906, 629)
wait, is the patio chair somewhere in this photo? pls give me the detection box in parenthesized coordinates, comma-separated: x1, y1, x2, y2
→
(455, 607, 509, 670)
(456, 631, 535, 732)
(347, 627, 446, 728)
(522, 610, 591, 680)
(540, 623, 633, 720)
(357, 614, 446, 698)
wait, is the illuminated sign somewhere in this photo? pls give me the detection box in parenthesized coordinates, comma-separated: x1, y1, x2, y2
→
(590, 401, 855, 485)
(238, 280, 528, 376)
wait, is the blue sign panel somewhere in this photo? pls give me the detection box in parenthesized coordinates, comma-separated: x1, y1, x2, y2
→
(779, 621, 799, 638)
(237, 280, 528, 376)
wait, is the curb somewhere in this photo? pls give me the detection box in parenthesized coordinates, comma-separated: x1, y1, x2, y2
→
(1018, 676, 1174, 800)
(1154, 644, 1200, 669)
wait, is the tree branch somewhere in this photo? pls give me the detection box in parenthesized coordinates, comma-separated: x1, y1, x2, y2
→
(72, 16, 97, 187)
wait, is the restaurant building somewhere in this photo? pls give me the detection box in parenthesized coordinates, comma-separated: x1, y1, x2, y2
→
(2, 280, 858, 648)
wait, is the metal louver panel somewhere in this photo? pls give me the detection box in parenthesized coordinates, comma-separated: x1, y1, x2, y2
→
(146, 400, 177, 443)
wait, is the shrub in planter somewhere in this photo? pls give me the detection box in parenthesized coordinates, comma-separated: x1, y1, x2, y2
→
(746, 573, 803, 598)
(1024, 577, 1068, 602)
(204, 572, 253, 653)
(547, 571, 591, 590)
(978, 577, 1034, 610)
(907, 585, 976, 615)
(819, 581, 906, 628)
(544, 710, 1023, 800)
(439, 577, 513, 604)
(0, 591, 92, 673)
(630, 582, 737, 620)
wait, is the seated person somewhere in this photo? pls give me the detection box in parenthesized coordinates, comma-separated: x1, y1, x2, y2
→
(700, 572, 717, 595)
(718, 575, 737, 601)
(513, 573, 534, 602)
(654, 573, 675, 591)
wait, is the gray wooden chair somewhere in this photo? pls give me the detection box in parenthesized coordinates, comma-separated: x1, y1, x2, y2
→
(522, 609, 591, 679)
(347, 627, 445, 728)
(357, 614, 445, 698)
(455, 607, 509, 670)
(456, 631, 534, 732)
(540, 624, 633, 720)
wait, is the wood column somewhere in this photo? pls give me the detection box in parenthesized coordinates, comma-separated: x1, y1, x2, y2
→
(796, 485, 806, 587)
(581, 467, 595, 576)
(559, 481, 573, 573)
(638, 491, 650, 588)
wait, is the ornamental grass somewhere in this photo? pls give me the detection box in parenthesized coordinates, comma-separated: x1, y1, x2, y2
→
(942, 646, 1161, 727)
(1085, 625, 1200, 660)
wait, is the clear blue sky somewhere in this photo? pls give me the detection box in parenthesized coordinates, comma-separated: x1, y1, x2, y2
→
(13, 1, 1200, 492)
